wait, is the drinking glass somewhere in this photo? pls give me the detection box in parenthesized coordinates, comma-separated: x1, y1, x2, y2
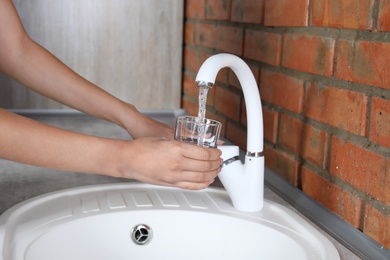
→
(174, 116, 222, 148)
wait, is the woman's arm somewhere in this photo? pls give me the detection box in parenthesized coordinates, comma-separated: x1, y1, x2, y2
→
(0, 108, 221, 190)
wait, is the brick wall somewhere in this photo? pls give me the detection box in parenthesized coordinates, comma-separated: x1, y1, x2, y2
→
(182, 0, 390, 249)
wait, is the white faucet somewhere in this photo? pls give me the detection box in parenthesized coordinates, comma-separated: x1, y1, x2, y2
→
(196, 53, 264, 212)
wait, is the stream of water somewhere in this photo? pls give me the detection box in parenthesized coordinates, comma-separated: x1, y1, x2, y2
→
(197, 86, 209, 122)
(196, 86, 209, 145)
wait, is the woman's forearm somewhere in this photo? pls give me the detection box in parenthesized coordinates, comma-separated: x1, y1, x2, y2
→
(0, 108, 122, 176)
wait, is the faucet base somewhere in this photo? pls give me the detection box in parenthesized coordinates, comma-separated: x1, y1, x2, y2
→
(218, 145, 264, 212)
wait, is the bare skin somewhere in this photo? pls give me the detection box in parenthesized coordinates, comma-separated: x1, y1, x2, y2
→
(0, 0, 222, 190)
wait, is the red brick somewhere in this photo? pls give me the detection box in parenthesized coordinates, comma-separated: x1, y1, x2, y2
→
(231, 0, 264, 24)
(215, 26, 244, 55)
(215, 85, 241, 122)
(301, 166, 363, 228)
(279, 114, 329, 169)
(337, 40, 390, 90)
(378, 0, 390, 31)
(304, 83, 368, 136)
(206, 85, 216, 108)
(370, 97, 390, 148)
(263, 107, 279, 144)
(244, 30, 282, 66)
(342, 194, 364, 230)
(195, 24, 243, 55)
(195, 23, 218, 49)
(264, 0, 309, 27)
(363, 204, 390, 248)
(183, 73, 198, 100)
(205, 0, 231, 20)
(182, 98, 198, 116)
(330, 137, 390, 204)
(282, 34, 335, 76)
(186, 0, 206, 19)
(311, 0, 374, 30)
(226, 121, 247, 150)
(183, 48, 208, 73)
(264, 146, 300, 186)
(184, 23, 196, 45)
(260, 69, 304, 113)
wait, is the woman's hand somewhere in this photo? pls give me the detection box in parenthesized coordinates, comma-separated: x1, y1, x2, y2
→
(121, 107, 175, 140)
(115, 137, 222, 190)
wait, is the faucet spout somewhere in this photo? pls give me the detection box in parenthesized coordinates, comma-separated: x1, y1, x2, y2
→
(196, 54, 263, 154)
(195, 53, 265, 212)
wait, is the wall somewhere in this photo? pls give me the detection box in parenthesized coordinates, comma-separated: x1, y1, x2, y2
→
(182, 0, 390, 249)
(0, 0, 183, 110)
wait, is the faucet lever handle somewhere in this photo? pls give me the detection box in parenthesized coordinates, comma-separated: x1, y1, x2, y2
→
(221, 156, 240, 168)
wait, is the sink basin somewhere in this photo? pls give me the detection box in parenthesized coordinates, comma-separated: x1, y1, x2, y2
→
(0, 183, 340, 260)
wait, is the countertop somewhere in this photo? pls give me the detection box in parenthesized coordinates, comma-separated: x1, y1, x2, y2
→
(0, 111, 360, 259)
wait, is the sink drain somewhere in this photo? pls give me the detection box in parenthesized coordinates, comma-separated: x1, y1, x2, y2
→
(131, 224, 152, 245)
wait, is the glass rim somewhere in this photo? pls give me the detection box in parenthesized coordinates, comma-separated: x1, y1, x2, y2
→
(176, 115, 222, 127)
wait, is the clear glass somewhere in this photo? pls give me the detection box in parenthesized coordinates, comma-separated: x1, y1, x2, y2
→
(174, 116, 222, 148)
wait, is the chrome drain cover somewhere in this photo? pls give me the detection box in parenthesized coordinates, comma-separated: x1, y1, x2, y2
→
(131, 224, 152, 245)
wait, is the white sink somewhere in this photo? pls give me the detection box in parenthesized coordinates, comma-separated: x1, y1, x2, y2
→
(0, 183, 340, 260)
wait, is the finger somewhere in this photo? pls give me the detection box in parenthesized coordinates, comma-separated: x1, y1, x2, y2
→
(179, 168, 221, 184)
(179, 142, 222, 160)
(174, 180, 215, 190)
(179, 157, 222, 173)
